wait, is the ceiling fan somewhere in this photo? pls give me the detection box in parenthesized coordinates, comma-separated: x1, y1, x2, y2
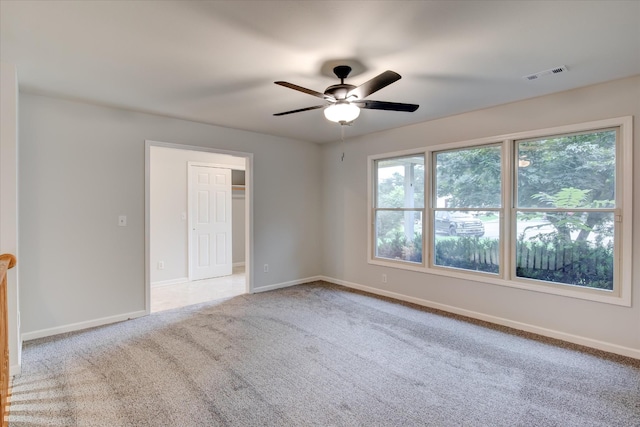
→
(273, 65, 419, 125)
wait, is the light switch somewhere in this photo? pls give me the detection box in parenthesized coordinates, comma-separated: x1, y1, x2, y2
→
(181, 212, 187, 220)
(118, 215, 127, 226)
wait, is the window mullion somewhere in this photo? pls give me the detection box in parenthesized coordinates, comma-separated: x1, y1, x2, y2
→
(503, 139, 513, 281)
(369, 116, 630, 306)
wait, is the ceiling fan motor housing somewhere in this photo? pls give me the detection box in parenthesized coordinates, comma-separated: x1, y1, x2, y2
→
(273, 64, 418, 119)
(324, 84, 356, 100)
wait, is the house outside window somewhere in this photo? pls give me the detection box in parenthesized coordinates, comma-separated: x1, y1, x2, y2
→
(368, 117, 633, 306)
(373, 154, 425, 264)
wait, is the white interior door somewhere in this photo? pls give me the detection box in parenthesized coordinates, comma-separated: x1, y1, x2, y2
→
(189, 164, 232, 280)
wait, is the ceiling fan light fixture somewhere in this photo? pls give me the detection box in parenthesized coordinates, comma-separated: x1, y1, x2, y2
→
(274, 65, 417, 121)
(324, 102, 360, 124)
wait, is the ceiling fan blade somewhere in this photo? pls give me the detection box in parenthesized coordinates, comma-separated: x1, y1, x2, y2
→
(273, 105, 324, 116)
(274, 81, 328, 99)
(348, 70, 401, 100)
(354, 100, 419, 112)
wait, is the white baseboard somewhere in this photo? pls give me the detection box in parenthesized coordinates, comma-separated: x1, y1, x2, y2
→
(21, 275, 319, 342)
(252, 275, 323, 294)
(151, 277, 188, 288)
(320, 276, 640, 360)
(20, 276, 639, 360)
(233, 262, 246, 268)
(22, 310, 147, 342)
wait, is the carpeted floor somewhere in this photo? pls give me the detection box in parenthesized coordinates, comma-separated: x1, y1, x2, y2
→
(9, 281, 640, 426)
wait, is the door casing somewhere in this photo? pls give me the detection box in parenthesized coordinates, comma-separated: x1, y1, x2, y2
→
(145, 140, 253, 315)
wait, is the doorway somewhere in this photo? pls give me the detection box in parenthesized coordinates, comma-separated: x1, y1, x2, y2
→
(150, 266, 245, 312)
(145, 141, 252, 314)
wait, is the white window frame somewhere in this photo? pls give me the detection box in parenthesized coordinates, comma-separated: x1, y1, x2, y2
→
(369, 148, 428, 271)
(370, 151, 427, 267)
(368, 116, 633, 306)
(431, 143, 504, 275)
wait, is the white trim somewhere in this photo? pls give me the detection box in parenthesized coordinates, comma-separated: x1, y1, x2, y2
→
(368, 147, 429, 162)
(233, 262, 246, 268)
(146, 140, 250, 164)
(367, 116, 633, 306)
(321, 276, 640, 360)
(151, 277, 189, 288)
(18, 274, 640, 360)
(145, 143, 151, 314)
(251, 276, 323, 294)
(21, 310, 147, 342)
(618, 116, 633, 305)
(367, 153, 373, 262)
(502, 140, 513, 280)
(369, 250, 629, 306)
(145, 140, 254, 316)
(368, 150, 428, 266)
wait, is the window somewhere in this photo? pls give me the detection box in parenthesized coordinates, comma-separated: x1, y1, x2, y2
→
(368, 117, 632, 305)
(433, 145, 502, 274)
(373, 154, 425, 264)
(515, 129, 617, 290)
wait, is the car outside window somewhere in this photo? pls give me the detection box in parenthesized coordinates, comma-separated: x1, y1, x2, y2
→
(369, 117, 632, 306)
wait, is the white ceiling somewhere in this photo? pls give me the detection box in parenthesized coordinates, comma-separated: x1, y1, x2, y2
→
(2, 1, 639, 144)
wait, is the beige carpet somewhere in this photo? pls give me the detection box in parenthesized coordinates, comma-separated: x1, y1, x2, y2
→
(9, 282, 640, 426)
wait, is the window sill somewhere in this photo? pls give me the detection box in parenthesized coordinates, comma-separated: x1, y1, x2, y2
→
(368, 258, 630, 307)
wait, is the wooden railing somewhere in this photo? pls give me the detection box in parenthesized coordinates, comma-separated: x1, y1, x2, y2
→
(0, 254, 16, 427)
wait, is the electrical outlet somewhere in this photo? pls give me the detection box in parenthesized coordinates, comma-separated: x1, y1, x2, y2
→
(382, 274, 387, 283)
(264, 264, 269, 273)
(158, 261, 165, 270)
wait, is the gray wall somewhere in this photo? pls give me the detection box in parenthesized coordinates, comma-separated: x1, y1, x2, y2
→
(16, 76, 640, 358)
(0, 62, 21, 373)
(19, 93, 322, 336)
(320, 75, 640, 355)
(149, 146, 246, 285)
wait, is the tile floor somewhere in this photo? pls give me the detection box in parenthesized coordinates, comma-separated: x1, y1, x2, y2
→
(150, 265, 246, 313)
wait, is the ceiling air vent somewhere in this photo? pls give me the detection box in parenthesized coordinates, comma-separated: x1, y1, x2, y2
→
(523, 65, 569, 81)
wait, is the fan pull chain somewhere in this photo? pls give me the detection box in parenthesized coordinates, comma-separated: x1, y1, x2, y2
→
(341, 125, 345, 162)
